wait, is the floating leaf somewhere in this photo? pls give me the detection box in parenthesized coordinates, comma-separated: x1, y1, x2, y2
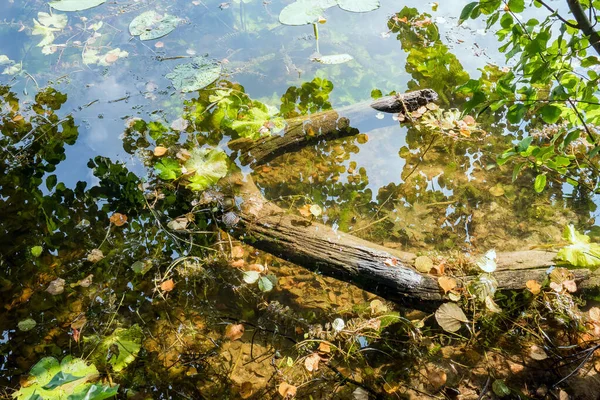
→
(556, 225, 600, 268)
(225, 323, 244, 341)
(83, 48, 128, 66)
(31, 246, 43, 257)
(184, 147, 228, 191)
(87, 248, 104, 263)
(476, 249, 497, 273)
(313, 53, 353, 64)
(46, 278, 65, 295)
(160, 279, 175, 292)
(337, 0, 380, 13)
(304, 353, 320, 372)
(279, 0, 336, 26)
(155, 158, 181, 180)
(18, 318, 37, 332)
(435, 303, 468, 333)
(166, 57, 221, 92)
(153, 146, 168, 156)
(49, 0, 106, 11)
(38, 12, 68, 29)
(129, 11, 181, 41)
(109, 213, 127, 227)
(243, 270, 260, 284)
(278, 382, 297, 398)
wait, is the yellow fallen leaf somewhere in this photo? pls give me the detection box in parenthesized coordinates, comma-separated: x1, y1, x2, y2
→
(224, 323, 244, 341)
(109, 212, 127, 227)
(438, 276, 457, 294)
(278, 382, 297, 398)
(154, 146, 168, 157)
(304, 353, 320, 372)
(160, 279, 175, 292)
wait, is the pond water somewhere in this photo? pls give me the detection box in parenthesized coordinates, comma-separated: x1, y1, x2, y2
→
(2, 0, 599, 398)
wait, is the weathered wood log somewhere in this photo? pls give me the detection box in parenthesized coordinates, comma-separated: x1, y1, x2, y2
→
(231, 89, 437, 167)
(217, 173, 600, 310)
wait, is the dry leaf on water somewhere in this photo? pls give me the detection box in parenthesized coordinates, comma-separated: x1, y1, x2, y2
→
(109, 212, 127, 226)
(229, 259, 245, 268)
(278, 382, 297, 398)
(87, 248, 104, 263)
(46, 278, 65, 295)
(71, 274, 93, 288)
(438, 276, 457, 294)
(160, 279, 175, 292)
(304, 353, 320, 372)
(231, 245, 244, 259)
(153, 146, 168, 156)
(224, 323, 244, 341)
(247, 263, 265, 273)
(526, 280, 541, 295)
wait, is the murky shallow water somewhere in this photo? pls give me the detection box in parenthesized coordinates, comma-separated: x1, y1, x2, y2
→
(1, 0, 599, 398)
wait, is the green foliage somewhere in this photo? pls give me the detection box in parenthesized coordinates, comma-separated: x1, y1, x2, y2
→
(279, 77, 333, 118)
(13, 356, 118, 400)
(184, 147, 229, 191)
(85, 325, 143, 372)
(155, 158, 181, 180)
(557, 225, 600, 268)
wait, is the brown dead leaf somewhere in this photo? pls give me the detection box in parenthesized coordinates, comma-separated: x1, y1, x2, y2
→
(104, 52, 119, 64)
(304, 353, 320, 372)
(109, 213, 127, 227)
(247, 263, 265, 273)
(240, 381, 253, 399)
(526, 280, 541, 295)
(563, 279, 577, 293)
(529, 344, 548, 360)
(12, 114, 24, 122)
(46, 278, 65, 295)
(278, 382, 297, 398)
(231, 245, 245, 259)
(438, 276, 457, 294)
(297, 204, 312, 218)
(224, 323, 244, 341)
(154, 146, 168, 157)
(87, 248, 104, 263)
(155, 41, 164, 48)
(229, 259, 245, 268)
(160, 279, 175, 292)
(427, 368, 447, 391)
(318, 342, 331, 354)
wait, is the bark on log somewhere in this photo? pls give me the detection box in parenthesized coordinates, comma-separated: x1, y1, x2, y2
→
(231, 89, 438, 167)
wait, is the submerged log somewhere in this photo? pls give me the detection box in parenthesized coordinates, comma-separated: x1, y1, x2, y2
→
(214, 89, 600, 309)
(218, 173, 599, 310)
(233, 89, 438, 167)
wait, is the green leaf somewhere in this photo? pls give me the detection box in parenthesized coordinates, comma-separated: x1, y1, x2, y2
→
(166, 57, 221, 93)
(184, 147, 229, 191)
(534, 174, 546, 192)
(459, 2, 479, 24)
(556, 225, 600, 268)
(243, 271, 260, 284)
(258, 276, 274, 292)
(507, 103, 526, 124)
(507, 0, 524, 12)
(88, 325, 143, 372)
(129, 11, 180, 41)
(155, 158, 181, 180)
(49, 0, 106, 11)
(31, 246, 43, 257)
(46, 174, 58, 191)
(512, 162, 525, 182)
(492, 379, 511, 397)
(336, 0, 380, 13)
(43, 371, 83, 390)
(18, 318, 37, 331)
(540, 104, 561, 124)
(67, 383, 119, 400)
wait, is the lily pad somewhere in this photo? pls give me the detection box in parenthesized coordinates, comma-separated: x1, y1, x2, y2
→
(129, 11, 181, 41)
(336, 0, 380, 12)
(279, 0, 337, 26)
(312, 53, 353, 64)
(166, 57, 221, 93)
(49, 0, 106, 12)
